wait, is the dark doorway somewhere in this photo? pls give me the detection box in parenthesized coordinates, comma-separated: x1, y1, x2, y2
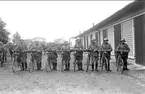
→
(114, 23, 121, 49)
(134, 14, 145, 65)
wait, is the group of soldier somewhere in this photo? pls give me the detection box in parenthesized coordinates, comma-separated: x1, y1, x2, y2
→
(61, 37, 130, 72)
(0, 37, 130, 72)
(0, 42, 8, 67)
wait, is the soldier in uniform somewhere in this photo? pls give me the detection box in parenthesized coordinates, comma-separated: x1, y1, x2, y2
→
(19, 41, 27, 70)
(0, 42, 4, 66)
(115, 38, 130, 70)
(101, 38, 112, 71)
(88, 38, 100, 71)
(74, 38, 84, 71)
(51, 48, 58, 70)
(2, 44, 7, 62)
(61, 41, 71, 71)
(34, 42, 43, 70)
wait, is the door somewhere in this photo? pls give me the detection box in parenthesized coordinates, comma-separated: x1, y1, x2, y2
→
(95, 32, 99, 45)
(114, 23, 121, 49)
(134, 14, 145, 65)
(86, 36, 89, 49)
(84, 36, 86, 49)
(103, 29, 107, 39)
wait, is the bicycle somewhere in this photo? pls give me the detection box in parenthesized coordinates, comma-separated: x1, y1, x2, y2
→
(100, 50, 111, 73)
(85, 50, 92, 72)
(45, 51, 53, 72)
(73, 49, 84, 72)
(86, 49, 99, 72)
(12, 51, 23, 73)
(115, 50, 127, 74)
(26, 51, 35, 73)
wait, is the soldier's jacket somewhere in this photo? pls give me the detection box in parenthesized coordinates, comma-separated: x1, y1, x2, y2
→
(61, 45, 70, 60)
(74, 43, 83, 50)
(33, 44, 43, 51)
(88, 44, 100, 57)
(101, 43, 112, 52)
(100, 43, 112, 59)
(51, 51, 58, 59)
(116, 43, 130, 52)
(74, 42, 83, 55)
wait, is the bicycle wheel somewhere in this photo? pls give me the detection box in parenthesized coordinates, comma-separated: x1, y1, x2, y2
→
(46, 59, 51, 72)
(104, 57, 108, 72)
(101, 57, 104, 71)
(61, 60, 64, 72)
(118, 58, 124, 74)
(12, 60, 21, 73)
(45, 63, 49, 72)
(73, 60, 76, 72)
(86, 57, 90, 72)
(28, 61, 33, 73)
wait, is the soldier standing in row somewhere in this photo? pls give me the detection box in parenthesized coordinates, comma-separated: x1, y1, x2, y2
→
(51, 48, 58, 70)
(115, 38, 130, 71)
(61, 41, 71, 71)
(19, 41, 27, 70)
(0, 42, 4, 67)
(88, 38, 100, 71)
(74, 38, 84, 71)
(101, 38, 112, 71)
(33, 42, 43, 70)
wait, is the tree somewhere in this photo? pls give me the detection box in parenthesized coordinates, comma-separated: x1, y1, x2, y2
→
(54, 38, 66, 44)
(12, 32, 21, 45)
(0, 18, 10, 44)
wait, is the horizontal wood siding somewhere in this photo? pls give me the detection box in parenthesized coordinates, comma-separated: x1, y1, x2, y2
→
(107, 27, 115, 55)
(122, 19, 134, 57)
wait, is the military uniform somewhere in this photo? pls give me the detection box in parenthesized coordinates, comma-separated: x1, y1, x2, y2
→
(51, 50, 58, 70)
(115, 41, 130, 70)
(74, 39, 84, 71)
(19, 43, 27, 70)
(33, 43, 43, 70)
(61, 42, 71, 71)
(101, 38, 112, 71)
(88, 40, 100, 71)
(0, 43, 4, 66)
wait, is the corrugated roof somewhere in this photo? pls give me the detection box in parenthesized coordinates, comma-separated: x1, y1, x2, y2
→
(78, 1, 145, 37)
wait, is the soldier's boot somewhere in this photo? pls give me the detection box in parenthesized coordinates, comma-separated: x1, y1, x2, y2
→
(21, 62, 25, 71)
(37, 62, 41, 70)
(67, 62, 70, 71)
(40, 62, 42, 70)
(108, 61, 111, 72)
(91, 63, 94, 71)
(24, 62, 27, 70)
(124, 59, 129, 70)
(80, 63, 84, 71)
(77, 63, 80, 71)
(54, 63, 57, 71)
(64, 63, 67, 71)
(95, 62, 98, 71)
(52, 63, 55, 70)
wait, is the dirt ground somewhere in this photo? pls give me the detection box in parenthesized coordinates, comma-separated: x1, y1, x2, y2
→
(0, 54, 145, 94)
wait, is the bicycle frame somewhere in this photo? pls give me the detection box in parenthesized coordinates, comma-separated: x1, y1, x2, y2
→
(116, 51, 124, 73)
(100, 51, 109, 72)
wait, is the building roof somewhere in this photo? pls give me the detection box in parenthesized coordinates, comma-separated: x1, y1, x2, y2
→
(78, 1, 145, 37)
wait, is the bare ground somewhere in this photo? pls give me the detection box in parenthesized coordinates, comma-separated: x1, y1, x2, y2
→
(0, 54, 145, 94)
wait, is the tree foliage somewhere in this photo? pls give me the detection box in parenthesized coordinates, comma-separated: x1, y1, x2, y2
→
(12, 32, 21, 45)
(0, 18, 10, 44)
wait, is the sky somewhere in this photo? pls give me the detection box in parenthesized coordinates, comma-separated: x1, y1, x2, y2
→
(0, 1, 134, 42)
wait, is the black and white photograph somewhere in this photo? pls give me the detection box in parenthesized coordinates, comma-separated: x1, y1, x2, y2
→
(0, 0, 145, 94)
